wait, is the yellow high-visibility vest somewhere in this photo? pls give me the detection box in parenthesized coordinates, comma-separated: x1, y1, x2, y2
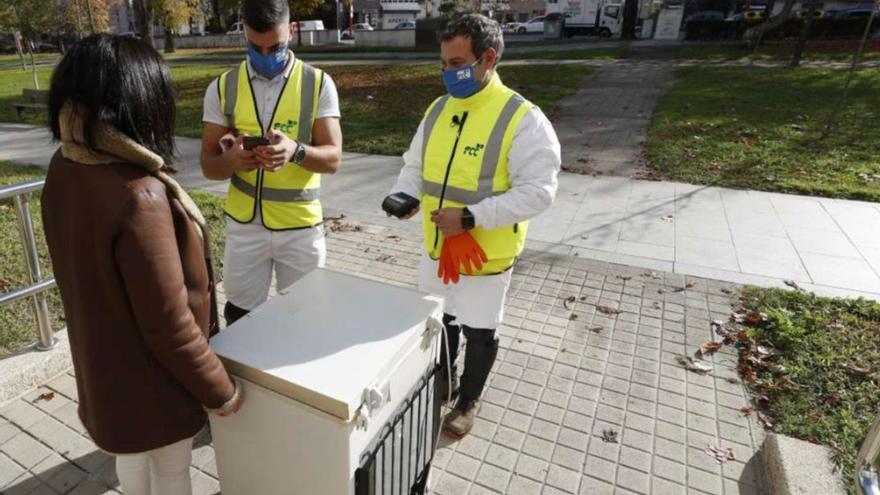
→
(219, 58, 323, 230)
(421, 73, 532, 275)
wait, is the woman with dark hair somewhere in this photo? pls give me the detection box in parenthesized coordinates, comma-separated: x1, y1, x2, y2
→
(41, 33, 242, 494)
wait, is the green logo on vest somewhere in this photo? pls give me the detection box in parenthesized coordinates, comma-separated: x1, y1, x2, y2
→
(463, 144, 485, 157)
(273, 119, 298, 134)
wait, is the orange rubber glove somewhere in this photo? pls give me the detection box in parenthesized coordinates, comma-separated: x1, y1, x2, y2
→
(437, 232, 488, 285)
(437, 239, 459, 285)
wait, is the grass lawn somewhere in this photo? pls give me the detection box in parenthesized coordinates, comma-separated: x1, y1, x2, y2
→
(733, 287, 880, 494)
(329, 63, 595, 155)
(0, 53, 61, 66)
(647, 66, 880, 201)
(0, 161, 227, 356)
(0, 62, 594, 156)
(506, 48, 621, 60)
(676, 40, 880, 62)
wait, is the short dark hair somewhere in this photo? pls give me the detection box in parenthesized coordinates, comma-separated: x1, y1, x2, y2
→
(48, 34, 176, 163)
(442, 14, 504, 63)
(243, 0, 290, 32)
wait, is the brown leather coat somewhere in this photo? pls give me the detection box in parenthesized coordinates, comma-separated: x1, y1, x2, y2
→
(42, 149, 234, 454)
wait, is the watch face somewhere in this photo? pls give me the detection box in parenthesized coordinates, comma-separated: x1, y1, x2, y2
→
(293, 145, 306, 163)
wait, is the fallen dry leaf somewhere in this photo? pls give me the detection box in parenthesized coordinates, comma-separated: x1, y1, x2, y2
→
(783, 280, 803, 291)
(652, 302, 662, 310)
(757, 411, 775, 429)
(563, 296, 576, 310)
(661, 214, 674, 222)
(677, 355, 714, 374)
(386, 235, 400, 240)
(644, 271, 662, 280)
(739, 406, 753, 416)
(596, 305, 621, 316)
(705, 444, 736, 463)
(700, 342, 723, 356)
(824, 394, 842, 406)
(745, 312, 764, 325)
(601, 429, 619, 443)
(721, 288, 733, 295)
(844, 363, 873, 376)
(588, 326, 603, 334)
(569, 314, 579, 321)
(35, 391, 55, 402)
(616, 275, 632, 282)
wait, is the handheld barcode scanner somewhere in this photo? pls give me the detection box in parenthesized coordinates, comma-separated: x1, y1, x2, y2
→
(382, 192, 420, 218)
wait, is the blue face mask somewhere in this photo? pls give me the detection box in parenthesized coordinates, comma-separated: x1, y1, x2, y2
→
(248, 40, 288, 79)
(442, 58, 484, 99)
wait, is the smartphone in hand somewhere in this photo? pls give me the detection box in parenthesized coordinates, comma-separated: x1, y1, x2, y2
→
(242, 136, 271, 150)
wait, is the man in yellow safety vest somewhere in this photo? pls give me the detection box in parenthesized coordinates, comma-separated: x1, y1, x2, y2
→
(388, 14, 561, 439)
(200, 0, 342, 325)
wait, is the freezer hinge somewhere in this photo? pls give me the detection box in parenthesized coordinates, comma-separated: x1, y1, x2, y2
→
(355, 381, 392, 430)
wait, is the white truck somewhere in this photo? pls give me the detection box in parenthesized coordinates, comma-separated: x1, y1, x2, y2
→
(546, 0, 626, 37)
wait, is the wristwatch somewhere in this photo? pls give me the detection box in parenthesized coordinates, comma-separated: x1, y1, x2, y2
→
(291, 141, 307, 164)
(461, 207, 475, 230)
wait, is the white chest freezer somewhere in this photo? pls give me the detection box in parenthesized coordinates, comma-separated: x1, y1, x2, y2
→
(209, 269, 444, 495)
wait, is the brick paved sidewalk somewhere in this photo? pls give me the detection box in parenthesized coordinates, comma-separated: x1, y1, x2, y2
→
(0, 215, 767, 495)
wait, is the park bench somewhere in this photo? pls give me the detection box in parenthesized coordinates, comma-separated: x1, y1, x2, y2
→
(12, 88, 49, 120)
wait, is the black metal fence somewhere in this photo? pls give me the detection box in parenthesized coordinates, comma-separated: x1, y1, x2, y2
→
(355, 365, 442, 495)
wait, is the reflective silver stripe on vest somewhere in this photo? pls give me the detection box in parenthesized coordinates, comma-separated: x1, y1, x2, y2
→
(422, 181, 504, 204)
(223, 67, 239, 132)
(298, 64, 317, 144)
(421, 95, 450, 168)
(231, 174, 318, 202)
(422, 93, 526, 205)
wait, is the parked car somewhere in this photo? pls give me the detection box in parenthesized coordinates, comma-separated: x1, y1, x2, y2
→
(517, 16, 545, 33)
(394, 21, 416, 30)
(685, 10, 725, 22)
(503, 22, 520, 33)
(341, 23, 374, 39)
(226, 21, 245, 35)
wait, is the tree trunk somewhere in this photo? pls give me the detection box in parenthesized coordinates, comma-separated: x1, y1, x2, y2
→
(133, 0, 155, 47)
(211, 0, 221, 29)
(744, 0, 795, 46)
(27, 39, 38, 90)
(791, 7, 816, 67)
(14, 31, 26, 71)
(621, 0, 640, 39)
(84, 0, 97, 34)
(164, 27, 176, 53)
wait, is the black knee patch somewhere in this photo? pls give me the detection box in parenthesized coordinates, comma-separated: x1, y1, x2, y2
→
(224, 302, 250, 326)
(462, 326, 497, 345)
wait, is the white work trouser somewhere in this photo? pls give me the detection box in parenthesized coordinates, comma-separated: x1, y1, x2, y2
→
(115, 437, 194, 495)
(222, 216, 326, 310)
(418, 254, 512, 329)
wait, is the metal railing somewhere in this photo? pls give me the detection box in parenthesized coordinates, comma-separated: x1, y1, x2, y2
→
(858, 411, 880, 494)
(0, 179, 58, 351)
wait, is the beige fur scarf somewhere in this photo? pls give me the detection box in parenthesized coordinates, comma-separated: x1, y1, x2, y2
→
(57, 103, 212, 261)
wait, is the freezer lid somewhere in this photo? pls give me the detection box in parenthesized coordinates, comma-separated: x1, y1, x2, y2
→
(210, 268, 441, 422)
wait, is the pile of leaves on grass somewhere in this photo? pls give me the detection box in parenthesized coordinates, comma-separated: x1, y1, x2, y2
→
(720, 286, 880, 492)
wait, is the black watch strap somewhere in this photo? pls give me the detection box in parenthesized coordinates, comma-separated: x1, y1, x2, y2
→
(462, 207, 475, 230)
